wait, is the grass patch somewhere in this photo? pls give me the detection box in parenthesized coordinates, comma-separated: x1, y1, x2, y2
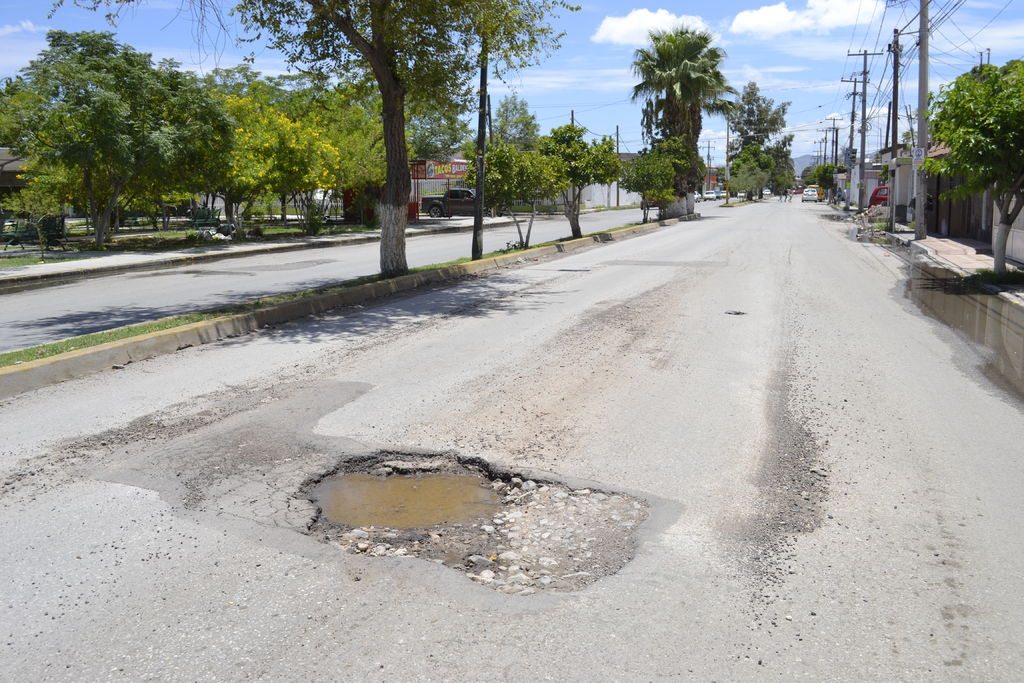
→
(63, 222, 376, 252)
(0, 254, 89, 269)
(965, 268, 1024, 286)
(0, 312, 225, 367)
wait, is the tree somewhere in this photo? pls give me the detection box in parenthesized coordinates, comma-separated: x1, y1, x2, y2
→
(620, 148, 680, 223)
(539, 124, 620, 239)
(729, 81, 789, 157)
(812, 163, 835, 192)
(925, 60, 1024, 274)
(0, 31, 229, 246)
(631, 27, 733, 217)
(407, 108, 471, 161)
(729, 81, 793, 195)
(493, 95, 540, 150)
(466, 143, 565, 247)
(69, 0, 571, 276)
(239, 0, 570, 276)
(730, 145, 771, 199)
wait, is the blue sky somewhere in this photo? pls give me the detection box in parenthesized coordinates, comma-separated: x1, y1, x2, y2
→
(1, 1, 1019, 168)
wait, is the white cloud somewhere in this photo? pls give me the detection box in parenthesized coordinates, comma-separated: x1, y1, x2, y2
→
(0, 20, 48, 37)
(498, 68, 636, 94)
(591, 9, 712, 46)
(730, 0, 884, 39)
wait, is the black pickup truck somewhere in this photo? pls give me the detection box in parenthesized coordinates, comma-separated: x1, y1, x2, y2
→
(420, 188, 475, 217)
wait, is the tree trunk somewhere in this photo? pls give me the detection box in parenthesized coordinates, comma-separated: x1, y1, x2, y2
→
(280, 194, 288, 223)
(509, 210, 524, 247)
(564, 187, 582, 239)
(526, 203, 536, 248)
(993, 219, 1009, 274)
(84, 168, 101, 247)
(660, 198, 687, 219)
(224, 198, 236, 229)
(377, 79, 410, 277)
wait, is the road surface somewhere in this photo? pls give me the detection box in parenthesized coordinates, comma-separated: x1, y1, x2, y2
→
(2, 200, 1022, 680)
(0, 208, 645, 352)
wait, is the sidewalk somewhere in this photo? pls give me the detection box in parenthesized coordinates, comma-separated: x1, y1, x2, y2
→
(887, 227, 1024, 305)
(0, 216, 515, 292)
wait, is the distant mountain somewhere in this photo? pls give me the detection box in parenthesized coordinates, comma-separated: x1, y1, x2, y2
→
(792, 154, 816, 177)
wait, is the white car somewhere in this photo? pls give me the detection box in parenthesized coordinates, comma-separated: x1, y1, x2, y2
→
(801, 188, 819, 202)
(702, 190, 717, 200)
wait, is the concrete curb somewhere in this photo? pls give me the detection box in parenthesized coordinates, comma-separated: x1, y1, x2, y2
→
(0, 219, 517, 294)
(0, 218, 675, 399)
(903, 237, 1023, 308)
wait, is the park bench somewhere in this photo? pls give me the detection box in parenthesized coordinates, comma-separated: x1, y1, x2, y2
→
(188, 207, 237, 238)
(2, 216, 68, 251)
(189, 207, 221, 229)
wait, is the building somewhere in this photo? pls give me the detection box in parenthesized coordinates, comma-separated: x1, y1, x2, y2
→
(0, 148, 26, 209)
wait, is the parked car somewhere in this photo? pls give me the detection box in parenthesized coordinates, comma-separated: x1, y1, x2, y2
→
(869, 185, 890, 207)
(762, 188, 772, 197)
(420, 188, 475, 217)
(702, 190, 717, 200)
(716, 190, 726, 199)
(801, 187, 820, 202)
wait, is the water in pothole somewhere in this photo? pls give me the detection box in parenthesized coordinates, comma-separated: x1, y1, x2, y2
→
(312, 472, 501, 528)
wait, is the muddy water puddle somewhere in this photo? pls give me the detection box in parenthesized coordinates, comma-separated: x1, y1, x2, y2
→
(908, 260, 1024, 398)
(312, 472, 500, 528)
(305, 455, 648, 595)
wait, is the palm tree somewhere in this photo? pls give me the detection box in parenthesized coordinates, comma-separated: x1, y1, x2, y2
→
(632, 28, 734, 214)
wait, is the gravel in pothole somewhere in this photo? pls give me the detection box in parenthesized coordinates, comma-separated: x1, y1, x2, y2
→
(306, 456, 648, 595)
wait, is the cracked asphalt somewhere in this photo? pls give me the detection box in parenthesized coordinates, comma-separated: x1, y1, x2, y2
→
(2, 201, 1024, 680)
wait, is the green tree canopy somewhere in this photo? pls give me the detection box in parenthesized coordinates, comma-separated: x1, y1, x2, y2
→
(925, 60, 1024, 273)
(730, 144, 771, 198)
(539, 124, 620, 239)
(729, 81, 790, 158)
(69, 0, 573, 277)
(620, 149, 676, 222)
(0, 30, 229, 245)
(493, 95, 540, 150)
(467, 143, 565, 247)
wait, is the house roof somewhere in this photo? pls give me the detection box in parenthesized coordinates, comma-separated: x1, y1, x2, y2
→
(0, 148, 26, 173)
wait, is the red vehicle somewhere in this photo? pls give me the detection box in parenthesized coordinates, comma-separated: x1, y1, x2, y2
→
(869, 185, 890, 207)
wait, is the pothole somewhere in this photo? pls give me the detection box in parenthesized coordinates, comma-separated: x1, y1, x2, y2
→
(304, 452, 648, 595)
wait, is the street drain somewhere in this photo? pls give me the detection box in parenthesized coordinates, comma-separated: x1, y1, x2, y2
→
(304, 453, 648, 595)
(312, 472, 501, 528)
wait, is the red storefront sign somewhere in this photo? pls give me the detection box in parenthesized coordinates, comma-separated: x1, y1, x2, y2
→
(411, 160, 468, 180)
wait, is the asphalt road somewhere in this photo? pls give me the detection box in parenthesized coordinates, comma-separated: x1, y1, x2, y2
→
(3, 200, 1023, 680)
(0, 208, 648, 352)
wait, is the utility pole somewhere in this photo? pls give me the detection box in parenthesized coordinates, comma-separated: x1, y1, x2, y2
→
(890, 29, 901, 233)
(841, 79, 860, 211)
(915, 0, 929, 240)
(850, 49, 884, 211)
(705, 140, 715, 192)
(725, 117, 731, 205)
(616, 125, 620, 207)
(471, 42, 487, 260)
(570, 110, 574, 126)
(826, 116, 842, 166)
(486, 94, 493, 146)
